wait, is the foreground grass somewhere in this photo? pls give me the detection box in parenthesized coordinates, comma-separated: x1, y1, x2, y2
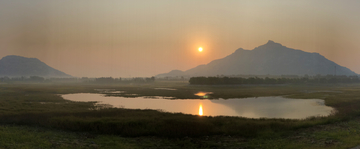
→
(1, 82, 360, 148)
(0, 125, 141, 149)
(3, 119, 360, 149)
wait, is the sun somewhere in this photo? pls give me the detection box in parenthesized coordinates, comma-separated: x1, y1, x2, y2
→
(198, 47, 203, 52)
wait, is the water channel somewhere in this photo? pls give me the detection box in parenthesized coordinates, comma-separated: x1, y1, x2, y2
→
(62, 93, 334, 119)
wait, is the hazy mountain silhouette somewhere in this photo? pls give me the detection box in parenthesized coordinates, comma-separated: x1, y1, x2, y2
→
(0, 55, 72, 77)
(157, 40, 357, 77)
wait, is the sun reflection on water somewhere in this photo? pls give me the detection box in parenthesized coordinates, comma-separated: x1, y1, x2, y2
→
(195, 92, 213, 98)
(199, 104, 203, 116)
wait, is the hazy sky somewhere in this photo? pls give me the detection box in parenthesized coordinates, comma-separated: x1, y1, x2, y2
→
(1, 0, 360, 77)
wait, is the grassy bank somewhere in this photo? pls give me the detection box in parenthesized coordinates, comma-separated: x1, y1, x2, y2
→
(1, 82, 360, 148)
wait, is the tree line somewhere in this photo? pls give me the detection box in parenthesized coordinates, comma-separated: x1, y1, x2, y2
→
(0, 76, 156, 84)
(189, 75, 360, 85)
(94, 77, 155, 83)
(0, 76, 45, 82)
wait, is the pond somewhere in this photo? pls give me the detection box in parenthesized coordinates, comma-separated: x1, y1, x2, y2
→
(61, 93, 334, 119)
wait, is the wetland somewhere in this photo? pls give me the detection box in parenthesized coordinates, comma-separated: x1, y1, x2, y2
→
(1, 82, 360, 148)
(63, 93, 334, 119)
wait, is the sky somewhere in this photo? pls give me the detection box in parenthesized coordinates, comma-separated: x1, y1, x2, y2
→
(0, 0, 360, 77)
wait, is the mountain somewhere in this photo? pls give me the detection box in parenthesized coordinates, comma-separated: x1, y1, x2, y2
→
(0, 55, 72, 77)
(157, 40, 357, 77)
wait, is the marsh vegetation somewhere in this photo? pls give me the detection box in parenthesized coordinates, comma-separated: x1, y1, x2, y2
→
(1, 82, 360, 148)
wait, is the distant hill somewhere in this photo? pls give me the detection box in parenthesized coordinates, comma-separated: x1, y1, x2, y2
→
(157, 40, 357, 77)
(0, 55, 72, 77)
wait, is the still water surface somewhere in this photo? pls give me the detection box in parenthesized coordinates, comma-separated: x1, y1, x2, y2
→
(62, 93, 334, 119)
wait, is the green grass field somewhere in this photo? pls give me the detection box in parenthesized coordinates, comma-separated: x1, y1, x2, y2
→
(1, 82, 360, 148)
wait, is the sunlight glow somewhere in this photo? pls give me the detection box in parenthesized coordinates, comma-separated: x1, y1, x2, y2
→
(199, 104, 203, 116)
(198, 47, 203, 52)
(195, 92, 213, 97)
(195, 92, 206, 96)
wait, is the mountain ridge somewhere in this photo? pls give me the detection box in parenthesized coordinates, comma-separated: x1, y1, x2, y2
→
(0, 55, 72, 78)
(157, 40, 357, 77)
